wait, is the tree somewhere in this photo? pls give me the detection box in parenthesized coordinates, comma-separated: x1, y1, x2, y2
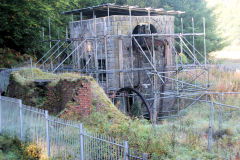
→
(116, 0, 127, 5)
(0, 0, 51, 56)
(0, 0, 224, 62)
(0, 0, 116, 59)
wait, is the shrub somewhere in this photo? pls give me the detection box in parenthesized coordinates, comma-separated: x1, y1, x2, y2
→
(23, 143, 41, 160)
(0, 135, 23, 159)
(0, 135, 45, 160)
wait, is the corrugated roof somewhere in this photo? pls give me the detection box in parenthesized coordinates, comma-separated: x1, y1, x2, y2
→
(62, 3, 184, 17)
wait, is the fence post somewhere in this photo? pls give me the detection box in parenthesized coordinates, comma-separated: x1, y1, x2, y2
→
(124, 141, 129, 160)
(219, 93, 223, 130)
(0, 95, 2, 134)
(79, 123, 84, 160)
(45, 110, 50, 157)
(207, 101, 213, 152)
(30, 57, 34, 79)
(18, 99, 23, 141)
(143, 153, 148, 160)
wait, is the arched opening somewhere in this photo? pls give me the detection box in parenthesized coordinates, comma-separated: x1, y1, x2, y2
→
(132, 24, 157, 34)
(114, 87, 152, 121)
(132, 24, 157, 50)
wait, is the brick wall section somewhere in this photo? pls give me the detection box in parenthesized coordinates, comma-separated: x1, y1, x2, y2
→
(69, 81, 92, 117)
(59, 79, 92, 118)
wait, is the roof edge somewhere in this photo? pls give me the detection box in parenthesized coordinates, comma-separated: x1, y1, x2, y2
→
(62, 3, 185, 16)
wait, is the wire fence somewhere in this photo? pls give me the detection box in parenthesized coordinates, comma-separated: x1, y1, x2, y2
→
(0, 95, 161, 160)
(206, 93, 240, 159)
(174, 92, 240, 159)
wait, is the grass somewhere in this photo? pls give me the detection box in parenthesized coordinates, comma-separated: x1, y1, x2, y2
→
(215, 58, 240, 64)
(209, 66, 240, 92)
(59, 67, 240, 159)
(12, 67, 92, 84)
(0, 134, 47, 160)
(0, 135, 23, 160)
(9, 67, 240, 159)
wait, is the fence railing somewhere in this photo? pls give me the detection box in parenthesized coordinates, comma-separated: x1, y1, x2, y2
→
(0, 95, 159, 160)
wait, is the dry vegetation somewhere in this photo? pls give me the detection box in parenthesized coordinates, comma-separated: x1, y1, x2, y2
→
(210, 66, 240, 92)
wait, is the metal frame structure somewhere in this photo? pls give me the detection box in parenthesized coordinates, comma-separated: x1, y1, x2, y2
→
(36, 4, 209, 124)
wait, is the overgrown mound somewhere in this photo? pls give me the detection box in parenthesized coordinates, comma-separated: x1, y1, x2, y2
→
(7, 68, 128, 121)
(7, 68, 173, 157)
(60, 77, 171, 157)
(59, 78, 129, 122)
(8, 68, 91, 113)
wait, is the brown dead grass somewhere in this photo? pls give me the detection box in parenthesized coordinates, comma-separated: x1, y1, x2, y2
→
(209, 66, 240, 92)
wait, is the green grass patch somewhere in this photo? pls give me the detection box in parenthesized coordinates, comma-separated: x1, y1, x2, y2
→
(7, 68, 240, 159)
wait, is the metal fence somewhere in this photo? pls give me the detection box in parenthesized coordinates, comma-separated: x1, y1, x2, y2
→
(205, 92, 240, 159)
(0, 95, 160, 160)
(0, 69, 19, 93)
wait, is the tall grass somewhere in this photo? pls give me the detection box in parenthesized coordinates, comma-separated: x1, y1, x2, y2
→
(210, 66, 240, 92)
(10, 68, 240, 159)
(59, 66, 240, 159)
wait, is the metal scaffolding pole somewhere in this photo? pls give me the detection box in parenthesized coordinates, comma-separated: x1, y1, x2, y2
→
(48, 17, 51, 48)
(129, 7, 134, 88)
(203, 17, 207, 67)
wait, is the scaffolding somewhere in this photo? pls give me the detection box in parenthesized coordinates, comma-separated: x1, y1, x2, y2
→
(36, 4, 210, 124)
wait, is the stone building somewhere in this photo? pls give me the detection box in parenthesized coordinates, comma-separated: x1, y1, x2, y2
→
(62, 4, 184, 120)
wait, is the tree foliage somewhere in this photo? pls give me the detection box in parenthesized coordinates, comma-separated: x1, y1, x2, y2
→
(0, 0, 50, 55)
(0, 0, 224, 61)
(207, 0, 240, 44)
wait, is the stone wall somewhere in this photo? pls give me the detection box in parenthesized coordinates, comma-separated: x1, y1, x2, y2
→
(69, 15, 174, 90)
(70, 15, 174, 37)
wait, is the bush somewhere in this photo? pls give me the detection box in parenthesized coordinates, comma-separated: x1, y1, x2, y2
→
(0, 135, 23, 159)
(23, 144, 41, 160)
(0, 134, 43, 160)
(0, 48, 34, 68)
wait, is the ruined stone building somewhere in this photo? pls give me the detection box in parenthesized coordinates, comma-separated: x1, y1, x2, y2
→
(38, 4, 207, 122)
